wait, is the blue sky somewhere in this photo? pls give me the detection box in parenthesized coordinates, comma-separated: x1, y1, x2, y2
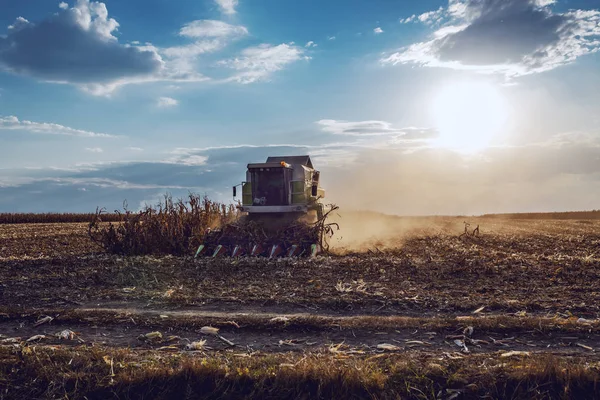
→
(0, 0, 599, 215)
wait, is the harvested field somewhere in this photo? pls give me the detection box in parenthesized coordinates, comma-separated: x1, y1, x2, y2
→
(1, 216, 600, 399)
(0, 213, 121, 224)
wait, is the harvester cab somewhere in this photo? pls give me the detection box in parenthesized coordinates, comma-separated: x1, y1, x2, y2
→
(195, 156, 329, 258)
(236, 156, 325, 218)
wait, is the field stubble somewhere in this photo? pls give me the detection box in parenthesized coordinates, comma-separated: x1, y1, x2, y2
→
(1, 215, 600, 398)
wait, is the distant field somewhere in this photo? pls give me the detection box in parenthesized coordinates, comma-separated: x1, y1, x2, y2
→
(1, 216, 599, 399)
(2, 209, 599, 224)
(480, 210, 600, 220)
(0, 212, 122, 224)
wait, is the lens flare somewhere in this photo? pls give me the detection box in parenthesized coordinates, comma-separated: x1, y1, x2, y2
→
(431, 81, 509, 152)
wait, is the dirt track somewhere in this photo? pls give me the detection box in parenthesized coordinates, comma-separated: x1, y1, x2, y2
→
(2, 303, 600, 358)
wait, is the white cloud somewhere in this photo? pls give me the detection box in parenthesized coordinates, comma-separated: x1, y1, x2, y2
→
(317, 119, 437, 140)
(169, 143, 310, 156)
(46, 177, 192, 190)
(328, 36, 336, 40)
(374, 27, 384, 34)
(78, 71, 208, 97)
(176, 155, 208, 166)
(161, 20, 248, 77)
(179, 20, 248, 38)
(7, 17, 29, 31)
(85, 147, 103, 153)
(215, 0, 238, 15)
(161, 150, 210, 166)
(0, 1, 321, 94)
(58, 2, 69, 10)
(0, 2, 219, 95)
(382, 0, 600, 77)
(399, 10, 447, 26)
(219, 43, 309, 83)
(417, 7, 445, 25)
(0, 115, 115, 137)
(157, 97, 178, 108)
(305, 41, 318, 48)
(127, 147, 144, 152)
(0, 1, 174, 95)
(318, 119, 399, 136)
(162, 40, 223, 59)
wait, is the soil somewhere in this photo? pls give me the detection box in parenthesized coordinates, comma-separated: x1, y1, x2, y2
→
(1, 304, 599, 358)
(1, 217, 600, 399)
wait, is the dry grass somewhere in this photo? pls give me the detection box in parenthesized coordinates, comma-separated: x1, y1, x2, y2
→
(0, 346, 599, 399)
(2, 216, 600, 398)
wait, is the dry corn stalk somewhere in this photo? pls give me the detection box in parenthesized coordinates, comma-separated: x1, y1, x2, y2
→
(186, 340, 207, 351)
(26, 335, 46, 343)
(377, 343, 400, 351)
(500, 351, 530, 358)
(89, 194, 239, 256)
(138, 331, 163, 342)
(33, 316, 53, 327)
(56, 329, 77, 340)
(200, 326, 219, 335)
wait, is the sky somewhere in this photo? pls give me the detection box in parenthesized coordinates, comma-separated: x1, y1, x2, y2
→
(0, 0, 599, 215)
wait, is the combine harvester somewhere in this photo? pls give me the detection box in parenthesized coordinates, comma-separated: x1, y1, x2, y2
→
(195, 156, 334, 258)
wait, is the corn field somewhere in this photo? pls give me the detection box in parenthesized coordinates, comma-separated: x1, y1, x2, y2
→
(88, 194, 239, 255)
(0, 213, 122, 224)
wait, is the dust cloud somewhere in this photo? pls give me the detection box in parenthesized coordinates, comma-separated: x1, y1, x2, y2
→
(316, 141, 600, 251)
(318, 148, 496, 251)
(326, 211, 465, 252)
(320, 145, 600, 218)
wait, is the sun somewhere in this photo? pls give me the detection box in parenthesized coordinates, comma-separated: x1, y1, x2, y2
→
(431, 81, 508, 152)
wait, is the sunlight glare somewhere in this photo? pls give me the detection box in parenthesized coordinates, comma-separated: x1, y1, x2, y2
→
(431, 81, 508, 152)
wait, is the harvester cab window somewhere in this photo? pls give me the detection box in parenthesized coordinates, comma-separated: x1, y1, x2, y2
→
(252, 169, 285, 206)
